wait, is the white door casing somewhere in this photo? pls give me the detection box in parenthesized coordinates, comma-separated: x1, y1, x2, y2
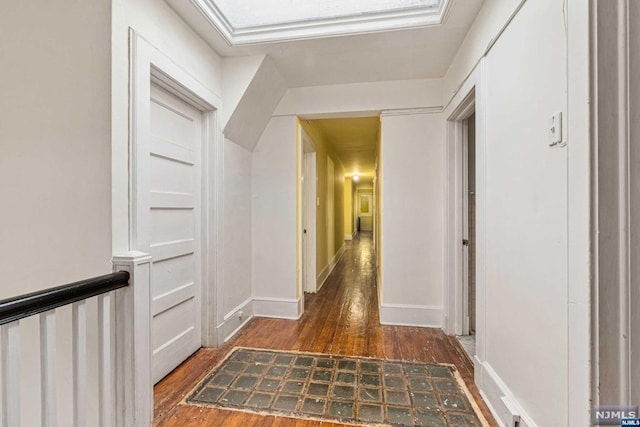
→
(461, 119, 470, 336)
(445, 86, 478, 338)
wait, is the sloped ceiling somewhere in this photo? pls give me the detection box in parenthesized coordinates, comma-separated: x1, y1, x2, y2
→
(221, 54, 264, 127)
(223, 56, 287, 150)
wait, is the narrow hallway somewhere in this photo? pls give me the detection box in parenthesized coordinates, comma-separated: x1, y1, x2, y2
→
(154, 233, 497, 426)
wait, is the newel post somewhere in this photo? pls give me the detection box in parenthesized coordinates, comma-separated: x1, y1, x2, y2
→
(112, 252, 153, 427)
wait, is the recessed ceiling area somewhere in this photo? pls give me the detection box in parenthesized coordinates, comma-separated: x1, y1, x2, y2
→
(307, 116, 380, 182)
(165, 0, 485, 87)
(213, 0, 440, 30)
(189, 0, 448, 45)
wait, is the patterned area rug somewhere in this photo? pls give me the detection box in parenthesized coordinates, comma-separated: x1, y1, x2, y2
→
(186, 348, 488, 426)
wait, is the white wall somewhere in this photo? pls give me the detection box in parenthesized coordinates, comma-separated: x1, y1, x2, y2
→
(379, 113, 444, 327)
(0, 1, 112, 299)
(251, 115, 300, 318)
(442, 0, 573, 425)
(219, 139, 253, 338)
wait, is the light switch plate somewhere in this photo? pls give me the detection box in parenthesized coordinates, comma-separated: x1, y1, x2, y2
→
(549, 112, 562, 146)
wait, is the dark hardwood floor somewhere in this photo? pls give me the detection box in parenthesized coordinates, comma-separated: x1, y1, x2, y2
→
(154, 232, 497, 426)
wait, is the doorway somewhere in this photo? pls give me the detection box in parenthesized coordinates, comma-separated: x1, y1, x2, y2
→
(357, 191, 373, 232)
(444, 87, 477, 358)
(301, 133, 317, 294)
(461, 114, 476, 355)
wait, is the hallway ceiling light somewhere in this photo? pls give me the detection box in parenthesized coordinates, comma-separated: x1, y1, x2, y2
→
(191, 0, 450, 45)
(353, 175, 360, 182)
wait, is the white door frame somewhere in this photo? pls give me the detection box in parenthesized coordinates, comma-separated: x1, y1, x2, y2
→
(445, 89, 476, 337)
(460, 118, 471, 336)
(130, 30, 223, 351)
(443, 62, 486, 375)
(302, 151, 317, 293)
(296, 123, 318, 311)
(301, 134, 318, 293)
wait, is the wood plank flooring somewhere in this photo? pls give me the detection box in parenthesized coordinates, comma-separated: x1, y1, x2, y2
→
(154, 232, 497, 426)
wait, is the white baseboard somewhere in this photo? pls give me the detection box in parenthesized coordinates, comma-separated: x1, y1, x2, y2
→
(316, 244, 345, 291)
(217, 297, 254, 343)
(253, 297, 302, 320)
(379, 303, 442, 327)
(344, 234, 353, 241)
(476, 361, 537, 427)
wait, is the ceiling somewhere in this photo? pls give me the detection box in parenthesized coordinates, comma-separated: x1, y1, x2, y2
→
(165, 0, 485, 87)
(211, 0, 441, 34)
(309, 117, 380, 179)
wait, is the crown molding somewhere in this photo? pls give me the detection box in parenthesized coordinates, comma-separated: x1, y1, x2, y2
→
(190, 0, 452, 46)
(381, 106, 444, 117)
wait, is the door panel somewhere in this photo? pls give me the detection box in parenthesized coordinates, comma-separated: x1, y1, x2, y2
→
(147, 84, 202, 384)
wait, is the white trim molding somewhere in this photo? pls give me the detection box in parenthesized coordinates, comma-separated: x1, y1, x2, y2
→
(316, 244, 346, 291)
(253, 297, 302, 320)
(443, 71, 480, 337)
(380, 106, 444, 117)
(476, 361, 537, 427)
(344, 234, 353, 241)
(180, 0, 452, 45)
(217, 298, 254, 343)
(379, 303, 442, 328)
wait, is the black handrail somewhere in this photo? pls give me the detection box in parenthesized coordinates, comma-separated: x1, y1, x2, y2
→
(0, 271, 130, 326)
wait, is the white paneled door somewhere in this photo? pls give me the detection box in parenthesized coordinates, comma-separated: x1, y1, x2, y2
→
(146, 84, 202, 384)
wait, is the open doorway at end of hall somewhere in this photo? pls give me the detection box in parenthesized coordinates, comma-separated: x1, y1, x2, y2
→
(458, 112, 476, 361)
(355, 189, 373, 234)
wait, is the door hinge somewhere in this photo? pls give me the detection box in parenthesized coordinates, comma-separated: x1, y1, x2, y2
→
(462, 239, 469, 247)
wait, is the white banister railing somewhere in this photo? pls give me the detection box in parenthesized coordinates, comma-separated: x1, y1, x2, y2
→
(0, 253, 153, 427)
